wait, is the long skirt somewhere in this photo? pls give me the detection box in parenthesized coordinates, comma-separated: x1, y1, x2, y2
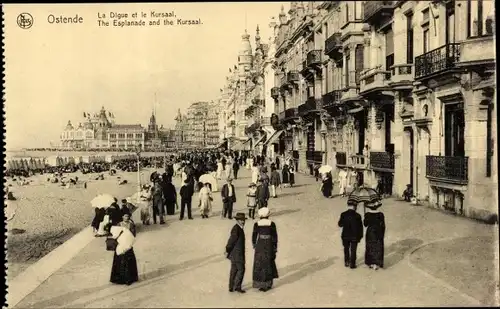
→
(253, 247, 278, 289)
(110, 248, 139, 285)
(289, 173, 295, 185)
(165, 200, 176, 215)
(365, 239, 384, 267)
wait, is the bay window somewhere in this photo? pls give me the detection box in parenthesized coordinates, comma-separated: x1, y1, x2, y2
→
(468, 0, 495, 37)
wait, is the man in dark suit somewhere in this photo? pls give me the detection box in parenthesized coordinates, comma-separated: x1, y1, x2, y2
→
(221, 178, 237, 219)
(225, 212, 247, 293)
(233, 160, 240, 180)
(179, 179, 194, 220)
(338, 201, 363, 269)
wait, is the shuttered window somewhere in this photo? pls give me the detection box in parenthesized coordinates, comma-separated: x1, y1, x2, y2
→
(355, 45, 364, 85)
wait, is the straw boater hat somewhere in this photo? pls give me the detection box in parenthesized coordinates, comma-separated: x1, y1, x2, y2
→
(258, 207, 270, 218)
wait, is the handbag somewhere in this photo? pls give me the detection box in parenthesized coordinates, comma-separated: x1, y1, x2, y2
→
(105, 230, 123, 251)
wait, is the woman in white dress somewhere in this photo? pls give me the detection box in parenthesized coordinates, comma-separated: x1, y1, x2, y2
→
(216, 160, 224, 180)
(338, 169, 348, 197)
(198, 182, 213, 218)
(251, 164, 260, 184)
(248, 156, 254, 170)
(225, 157, 233, 179)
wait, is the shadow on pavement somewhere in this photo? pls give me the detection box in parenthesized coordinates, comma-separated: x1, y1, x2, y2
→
(277, 192, 303, 198)
(241, 258, 320, 290)
(28, 254, 224, 308)
(274, 257, 338, 288)
(381, 238, 423, 269)
(271, 208, 301, 218)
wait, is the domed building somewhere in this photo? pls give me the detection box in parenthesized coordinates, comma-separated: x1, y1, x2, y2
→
(59, 106, 145, 150)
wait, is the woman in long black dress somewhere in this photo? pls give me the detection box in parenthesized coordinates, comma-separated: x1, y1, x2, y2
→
(106, 219, 139, 285)
(281, 164, 290, 187)
(321, 172, 333, 198)
(364, 200, 385, 270)
(252, 207, 279, 292)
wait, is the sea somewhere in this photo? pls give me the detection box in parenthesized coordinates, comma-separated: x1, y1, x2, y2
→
(5, 149, 174, 160)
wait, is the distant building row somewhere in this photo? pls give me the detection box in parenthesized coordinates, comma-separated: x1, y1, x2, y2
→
(60, 106, 176, 150)
(174, 101, 220, 148)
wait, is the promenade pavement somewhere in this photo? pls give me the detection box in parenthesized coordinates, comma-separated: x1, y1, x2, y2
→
(13, 168, 499, 308)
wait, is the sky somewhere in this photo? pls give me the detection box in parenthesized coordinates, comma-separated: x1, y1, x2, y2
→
(4, 2, 288, 149)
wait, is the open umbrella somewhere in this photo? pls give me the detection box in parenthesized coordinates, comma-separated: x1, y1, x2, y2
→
(347, 186, 380, 204)
(91, 193, 115, 208)
(199, 173, 218, 192)
(318, 165, 333, 175)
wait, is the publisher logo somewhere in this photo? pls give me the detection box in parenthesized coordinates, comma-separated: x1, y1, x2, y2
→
(17, 13, 34, 29)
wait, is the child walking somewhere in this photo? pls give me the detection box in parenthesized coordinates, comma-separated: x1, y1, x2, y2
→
(247, 182, 257, 219)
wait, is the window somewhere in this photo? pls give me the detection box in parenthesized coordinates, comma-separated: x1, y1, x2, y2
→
(118, 133, 125, 139)
(422, 8, 429, 22)
(445, 2, 455, 44)
(355, 1, 363, 20)
(355, 45, 364, 84)
(406, 13, 414, 64)
(127, 133, 134, 138)
(345, 51, 350, 86)
(385, 28, 394, 71)
(444, 104, 465, 157)
(423, 28, 430, 53)
(345, 2, 349, 23)
(468, 0, 495, 37)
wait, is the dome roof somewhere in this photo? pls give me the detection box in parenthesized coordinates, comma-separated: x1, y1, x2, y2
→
(239, 30, 252, 56)
(65, 120, 73, 130)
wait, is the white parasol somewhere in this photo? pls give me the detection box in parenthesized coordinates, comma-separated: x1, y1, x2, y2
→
(318, 165, 333, 175)
(90, 193, 115, 208)
(199, 173, 218, 192)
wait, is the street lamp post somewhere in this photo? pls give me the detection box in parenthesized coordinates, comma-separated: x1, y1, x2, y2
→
(136, 144, 142, 200)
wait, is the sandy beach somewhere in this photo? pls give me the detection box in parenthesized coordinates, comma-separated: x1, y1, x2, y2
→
(5, 167, 159, 281)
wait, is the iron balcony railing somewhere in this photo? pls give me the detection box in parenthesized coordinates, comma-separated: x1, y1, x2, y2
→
(306, 150, 323, 163)
(426, 155, 468, 184)
(322, 90, 343, 108)
(271, 87, 280, 99)
(298, 97, 322, 115)
(370, 152, 395, 170)
(324, 32, 342, 57)
(415, 43, 461, 79)
(336, 151, 347, 166)
(363, 1, 395, 24)
(306, 50, 322, 67)
(287, 71, 300, 83)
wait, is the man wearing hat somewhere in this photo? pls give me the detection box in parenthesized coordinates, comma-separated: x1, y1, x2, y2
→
(221, 177, 237, 219)
(338, 201, 363, 269)
(225, 212, 247, 293)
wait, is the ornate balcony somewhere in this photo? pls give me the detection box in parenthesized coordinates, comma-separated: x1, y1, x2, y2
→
(349, 154, 368, 169)
(280, 74, 288, 90)
(426, 155, 468, 185)
(298, 97, 323, 116)
(271, 87, 280, 99)
(370, 152, 395, 172)
(322, 90, 342, 109)
(306, 150, 323, 163)
(359, 68, 393, 97)
(415, 43, 461, 80)
(363, 1, 395, 25)
(287, 71, 300, 84)
(340, 71, 361, 103)
(336, 151, 347, 166)
(306, 50, 322, 67)
(324, 32, 342, 59)
(389, 64, 414, 91)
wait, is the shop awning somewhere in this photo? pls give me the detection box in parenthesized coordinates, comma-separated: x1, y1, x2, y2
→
(254, 134, 267, 147)
(216, 139, 228, 149)
(231, 138, 251, 151)
(263, 130, 284, 146)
